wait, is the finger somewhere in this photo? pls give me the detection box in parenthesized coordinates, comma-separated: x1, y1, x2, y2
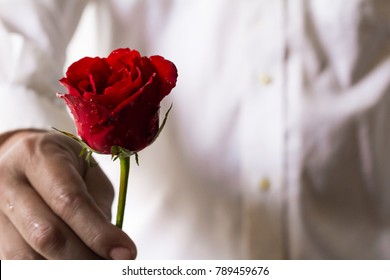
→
(0, 213, 44, 260)
(23, 142, 137, 260)
(84, 165, 114, 221)
(0, 176, 101, 259)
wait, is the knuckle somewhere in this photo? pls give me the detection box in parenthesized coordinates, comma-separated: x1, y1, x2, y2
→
(0, 168, 20, 206)
(12, 134, 49, 166)
(0, 133, 43, 176)
(52, 188, 85, 219)
(28, 222, 65, 254)
(31, 135, 61, 160)
(15, 134, 40, 156)
(40, 133, 86, 171)
(16, 133, 74, 166)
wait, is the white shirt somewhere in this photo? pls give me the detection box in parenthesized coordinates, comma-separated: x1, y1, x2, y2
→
(1, 0, 390, 259)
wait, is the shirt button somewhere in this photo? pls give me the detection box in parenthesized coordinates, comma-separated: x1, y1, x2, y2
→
(259, 177, 270, 191)
(259, 73, 272, 85)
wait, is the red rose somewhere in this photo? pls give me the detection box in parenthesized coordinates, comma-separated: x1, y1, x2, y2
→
(58, 48, 177, 154)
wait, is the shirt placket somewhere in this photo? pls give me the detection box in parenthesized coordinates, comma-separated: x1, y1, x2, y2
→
(239, 0, 289, 259)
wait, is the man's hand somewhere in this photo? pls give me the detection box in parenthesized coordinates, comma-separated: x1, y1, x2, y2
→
(0, 130, 137, 259)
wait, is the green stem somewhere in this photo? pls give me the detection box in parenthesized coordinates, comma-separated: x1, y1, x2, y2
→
(116, 156, 130, 229)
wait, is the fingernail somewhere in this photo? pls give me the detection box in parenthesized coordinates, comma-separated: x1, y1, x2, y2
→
(109, 247, 135, 260)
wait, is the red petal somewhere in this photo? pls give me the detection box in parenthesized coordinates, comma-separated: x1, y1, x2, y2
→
(59, 78, 81, 96)
(112, 73, 158, 115)
(107, 48, 142, 73)
(66, 57, 98, 83)
(100, 68, 143, 108)
(149, 55, 178, 98)
(58, 93, 111, 152)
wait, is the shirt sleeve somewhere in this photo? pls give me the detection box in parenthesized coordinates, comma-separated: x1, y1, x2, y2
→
(0, 0, 89, 134)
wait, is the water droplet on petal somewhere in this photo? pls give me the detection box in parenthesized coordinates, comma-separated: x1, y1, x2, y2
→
(90, 125, 99, 134)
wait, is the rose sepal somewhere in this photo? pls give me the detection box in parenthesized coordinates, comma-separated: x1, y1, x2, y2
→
(150, 103, 173, 145)
(111, 146, 139, 165)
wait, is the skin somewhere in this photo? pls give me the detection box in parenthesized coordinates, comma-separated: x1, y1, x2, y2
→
(0, 130, 137, 259)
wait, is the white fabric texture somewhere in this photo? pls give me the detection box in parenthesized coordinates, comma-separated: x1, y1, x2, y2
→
(1, 0, 390, 259)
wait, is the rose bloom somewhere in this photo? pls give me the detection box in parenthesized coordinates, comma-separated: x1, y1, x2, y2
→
(58, 48, 178, 154)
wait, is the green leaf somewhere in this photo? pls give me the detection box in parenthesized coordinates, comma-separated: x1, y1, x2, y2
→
(111, 146, 120, 161)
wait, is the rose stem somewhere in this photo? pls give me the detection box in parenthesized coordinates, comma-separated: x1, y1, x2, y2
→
(116, 156, 130, 229)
